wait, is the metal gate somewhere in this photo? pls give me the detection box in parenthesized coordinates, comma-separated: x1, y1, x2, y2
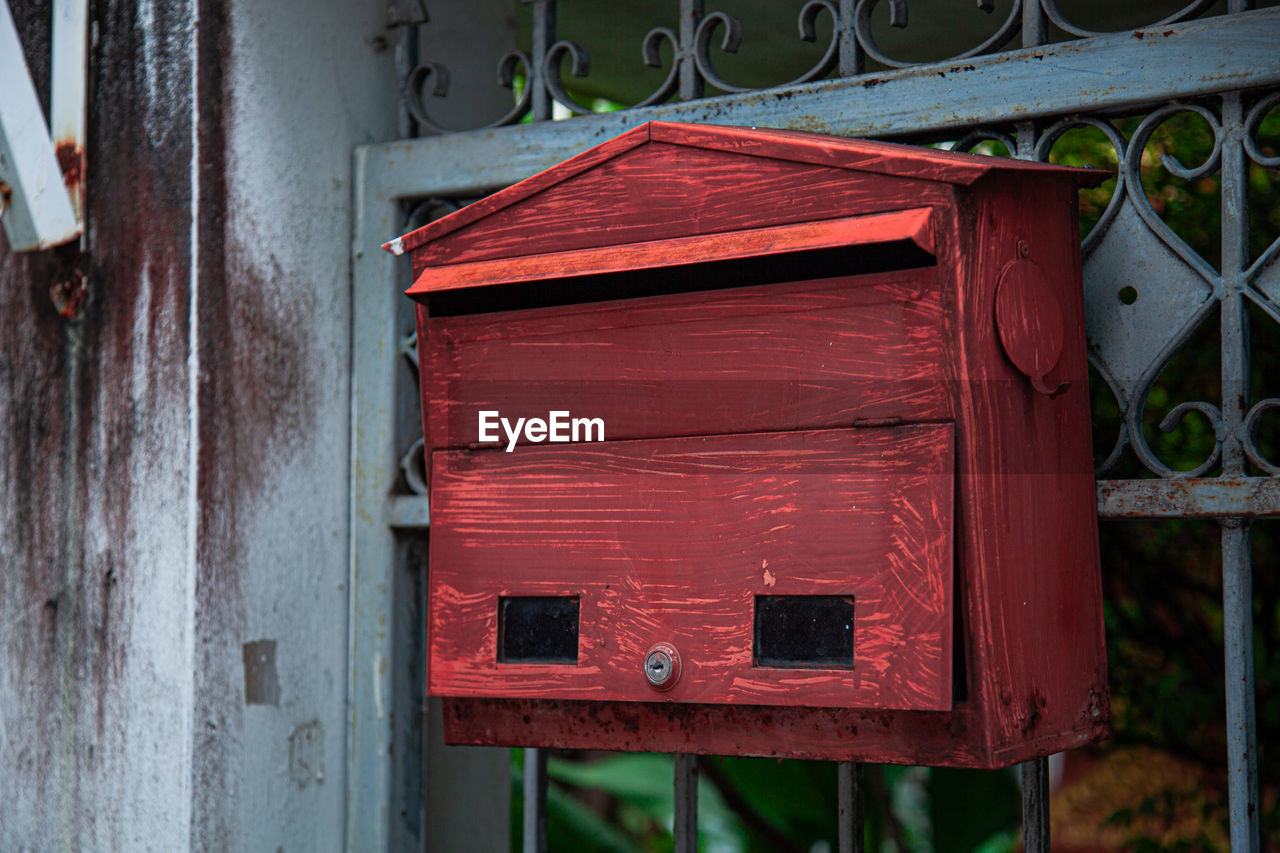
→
(350, 3, 1280, 849)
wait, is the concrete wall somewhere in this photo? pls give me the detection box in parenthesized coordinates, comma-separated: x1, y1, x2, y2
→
(0, 0, 410, 847)
(1, 1, 202, 847)
(190, 0, 400, 847)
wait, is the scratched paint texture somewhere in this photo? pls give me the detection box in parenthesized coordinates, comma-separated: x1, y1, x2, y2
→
(430, 425, 955, 710)
(423, 267, 952, 456)
(408, 125, 1109, 768)
(0, 0, 396, 847)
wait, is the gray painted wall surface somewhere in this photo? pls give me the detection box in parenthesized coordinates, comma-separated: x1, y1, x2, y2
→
(192, 0, 399, 847)
(0, 0, 400, 847)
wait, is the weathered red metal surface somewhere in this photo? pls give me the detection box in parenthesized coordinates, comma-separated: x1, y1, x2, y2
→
(398, 121, 1108, 768)
(429, 425, 954, 710)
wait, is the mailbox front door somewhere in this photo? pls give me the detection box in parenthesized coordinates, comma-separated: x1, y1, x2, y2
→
(430, 423, 954, 712)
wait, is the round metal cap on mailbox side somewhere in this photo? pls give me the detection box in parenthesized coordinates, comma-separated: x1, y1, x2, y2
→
(643, 642, 681, 691)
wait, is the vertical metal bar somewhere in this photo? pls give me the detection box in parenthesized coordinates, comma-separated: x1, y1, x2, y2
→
(1021, 757, 1050, 853)
(838, 762, 865, 853)
(1015, 0, 1046, 159)
(1222, 519, 1261, 852)
(1021, 0, 1046, 48)
(1220, 88, 1250, 480)
(837, 0, 864, 77)
(674, 753, 699, 853)
(529, 0, 555, 121)
(392, 21, 418, 139)
(1015, 121, 1037, 159)
(1221, 90, 1248, 477)
(678, 0, 705, 101)
(1218, 84, 1260, 851)
(347, 147, 400, 853)
(523, 747, 548, 853)
(1013, 0, 1041, 160)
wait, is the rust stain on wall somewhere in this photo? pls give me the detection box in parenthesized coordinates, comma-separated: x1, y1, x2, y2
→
(1, 0, 204, 845)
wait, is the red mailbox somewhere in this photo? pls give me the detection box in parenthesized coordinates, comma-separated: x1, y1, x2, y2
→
(386, 121, 1109, 768)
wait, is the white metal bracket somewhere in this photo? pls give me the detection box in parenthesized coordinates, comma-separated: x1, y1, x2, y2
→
(0, 0, 85, 252)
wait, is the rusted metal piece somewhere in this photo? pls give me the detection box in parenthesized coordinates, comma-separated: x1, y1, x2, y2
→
(49, 265, 87, 319)
(53, 140, 84, 198)
(360, 12, 1280, 201)
(1097, 477, 1280, 519)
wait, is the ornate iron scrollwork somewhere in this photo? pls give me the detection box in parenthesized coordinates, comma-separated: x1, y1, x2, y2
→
(693, 1, 842, 93)
(1039, 0, 1217, 38)
(396, 1, 1235, 135)
(403, 52, 534, 134)
(853, 0, 1020, 69)
(1031, 95, 1280, 480)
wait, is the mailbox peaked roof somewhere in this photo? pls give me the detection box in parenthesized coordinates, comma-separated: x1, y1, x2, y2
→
(385, 121, 1103, 258)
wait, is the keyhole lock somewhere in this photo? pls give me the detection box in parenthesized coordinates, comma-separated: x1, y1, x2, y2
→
(643, 642, 682, 691)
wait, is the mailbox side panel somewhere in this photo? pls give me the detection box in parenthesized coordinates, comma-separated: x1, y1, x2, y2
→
(950, 174, 1109, 763)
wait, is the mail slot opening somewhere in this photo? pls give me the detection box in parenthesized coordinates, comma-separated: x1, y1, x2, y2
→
(497, 596, 580, 664)
(429, 241, 936, 317)
(754, 595, 857, 669)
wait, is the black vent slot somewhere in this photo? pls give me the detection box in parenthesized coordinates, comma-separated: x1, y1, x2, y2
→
(430, 242, 935, 317)
(754, 595, 856, 669)
(498, 596, 580, 664)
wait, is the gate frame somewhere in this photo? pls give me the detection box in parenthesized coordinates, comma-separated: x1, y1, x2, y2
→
(351, 8, 1280, 849)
